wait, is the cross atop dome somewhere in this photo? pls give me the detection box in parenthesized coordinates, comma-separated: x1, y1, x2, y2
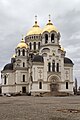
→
(35, 15, 37, 22)
(34, 15, 38, 25)
(46, 14, 53, 25)
(21, 35, 25, 42)
(49, 14, 51, 22)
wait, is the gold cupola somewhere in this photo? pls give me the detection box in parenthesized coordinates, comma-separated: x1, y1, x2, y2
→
(17, 37, 28, 49)
(42, 15, 58, 34)
(61, 47, 64, 51)
(26, 16, 42, 36)
(12, 54, 16, 58)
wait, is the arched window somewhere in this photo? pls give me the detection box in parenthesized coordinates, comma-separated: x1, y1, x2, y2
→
(51, 33, 54, 43)
(66, 82, 68, 89)
(34, 36, 35, 39)
(22, 49, 25, 56)
(45, 34, 48, 44)
(29, 42, 32, 50)
(31, 54, 33, 59)
(52, 60, 55, 72)
(23, 75, 25, 82)
(48, 62, 51, 72)
(39, 82, 42, 89)
(23, 62, 25, 67)
(18, 50, 20, 56)
(36, 36, 38, 39)
(34, 42, 36, 50)
(4, 75, 7, 84)
(38, 42, 40, 49)
(56, 63, 59, 72)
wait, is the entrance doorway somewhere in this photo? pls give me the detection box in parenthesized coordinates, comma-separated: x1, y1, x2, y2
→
(50, 83, 58, 92)
(22, 87, 26, 93)
(48, 75, 59, 92)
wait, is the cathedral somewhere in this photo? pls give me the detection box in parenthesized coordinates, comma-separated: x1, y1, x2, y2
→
(1, 16, 74, 96)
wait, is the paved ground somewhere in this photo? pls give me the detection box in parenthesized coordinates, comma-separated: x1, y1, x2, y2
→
(0, 96, 80, 120)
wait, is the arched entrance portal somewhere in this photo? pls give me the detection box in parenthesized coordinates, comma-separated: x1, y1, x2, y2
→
(50, 83, 58, 92)
(48, 75, 60, 92)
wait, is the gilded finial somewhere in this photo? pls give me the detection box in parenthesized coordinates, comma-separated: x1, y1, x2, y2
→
(33, 15, 39, 27)
(49, 14, 51, 22)
(35, 15, 37, 22)
(35, 15, 38, 24)
(47, 14, 53, 25)
(22, 34, 24, 40)
(35, 15, 37, 25)
(21, 35, 25, 42)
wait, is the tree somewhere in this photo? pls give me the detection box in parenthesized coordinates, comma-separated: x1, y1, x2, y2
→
(78, 86, 80, 91)
(75, 78, 77, 93)
(74, 78, 77, 94)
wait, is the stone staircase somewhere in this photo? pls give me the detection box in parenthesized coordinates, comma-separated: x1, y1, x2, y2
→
(39, 91, 73, 97)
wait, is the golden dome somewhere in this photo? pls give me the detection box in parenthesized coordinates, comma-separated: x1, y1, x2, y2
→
(17, 38, 28, 49)
(42, 19, 58, 33)
(26, 21, 42, 36)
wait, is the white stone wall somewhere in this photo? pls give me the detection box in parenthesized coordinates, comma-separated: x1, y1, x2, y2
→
(2, 85, 16, 94)
(59, 82, 73, 93)
(2, 86, 8, 94)
(31, 82, 50, 92)
(15, 70, 28, 84)
(64, 66, 73, 82)
(32, 64, 44, 81)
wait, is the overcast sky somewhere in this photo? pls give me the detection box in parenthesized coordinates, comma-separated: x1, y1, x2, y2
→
(0, 0, 80, 86)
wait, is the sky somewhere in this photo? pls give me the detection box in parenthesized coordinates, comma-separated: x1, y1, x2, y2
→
(0, 0, 80, 86)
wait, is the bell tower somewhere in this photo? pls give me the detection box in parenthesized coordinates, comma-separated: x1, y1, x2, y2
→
(14, 36, 29, 69)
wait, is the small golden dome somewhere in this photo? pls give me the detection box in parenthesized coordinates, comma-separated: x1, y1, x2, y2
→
(26, 21, 42, 36)
(17, 38, 28, 49)
(12, 54, 16, 58)
(42, 18, 58, 33)
(61, 47, 64, 51)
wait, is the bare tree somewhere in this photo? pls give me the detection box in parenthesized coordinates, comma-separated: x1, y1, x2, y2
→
(74, 78, 77, 94)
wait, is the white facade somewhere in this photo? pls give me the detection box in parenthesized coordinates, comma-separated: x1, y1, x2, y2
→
(1, 17, 74, 95)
